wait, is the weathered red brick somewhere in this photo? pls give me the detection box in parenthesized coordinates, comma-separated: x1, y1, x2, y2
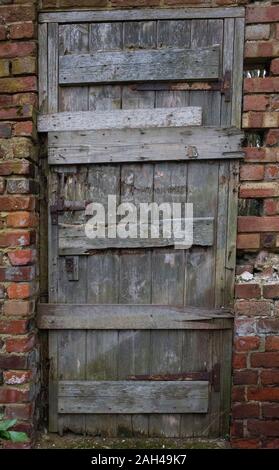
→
(261, 370, 279, 385)
(235, 283, 261, 299)
(0, 319, 29, 334)
(244, 77, 279, 94)
(245, 41, 279, 59)
(246, 5, 279, 24)
(243, 111, 279, 129)
(245, 148, 279, 163)
(233, 353, 247, 369)
(0, 196, 35, 211)
(251, 352, 279, 368)
(264, 199, 279, 216)
(243, 95, 269, 112)
(0, 5, 35, 22)
(266, 130, 279, 147)
(257, 318, 279, 334)
(3, 300, 34, 317)
(248, 419, 279, 437)
(234, 300, 271, 316)
(235, 336, 260, 352)
(232, 403, 260, 419)
(0, 105, 34, 121)
(247, 386, 279, 401)
(238, 216, 279, 232)
(0, 266, 35, 282)
(266, 336, 279, 351)
(262, 404, 279, 418)
(240, 183, 279, 198)
(9, 22, 35, 40)
(8, 249, 35, 266)
(7, 283, 33, 300)
(234, 369, 258, 385)
(237, 234, 260, 250)
(0, 388, 30, 403)
(12, 57, 36, 76)
(235, 318, 257, 336)
(245, 24, 270, 41)
(0, 161, 32, 176)
(240, 164, 264, 181)
(231, 439, 261, 449)
(6, 335, 36, 353)
(7, 212, 37, 228)
(263, 285, 279, 299)
(4, 403, 33, 420)
(0, 42, 36, 59)
(3, 370, 32, 385)
(0, 354, 28, 370)
(0, 76, 37, 93)
(0, 230, 33, 248)
(13, 121, 36, 138)
(232, 386, 245, 402)
(231, 420, 244, 439)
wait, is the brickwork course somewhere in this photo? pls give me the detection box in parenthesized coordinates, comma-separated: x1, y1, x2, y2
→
(0, 0, 278, 449)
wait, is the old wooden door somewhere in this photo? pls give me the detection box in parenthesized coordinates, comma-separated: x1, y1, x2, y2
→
(38, 7, 245, 437)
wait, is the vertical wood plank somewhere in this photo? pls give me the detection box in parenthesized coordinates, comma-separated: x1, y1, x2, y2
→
(225, 160, 239, 306)
(232, 18, 245, 128)
(221, 19, 234, 126)
(180, 330, 212, 437)
(48, 331, 58, 432)
(59, 24, 89, 112)
(215, 162, 230, 308)
(39, 23, 48, 113)
(48, 23, 58, 113)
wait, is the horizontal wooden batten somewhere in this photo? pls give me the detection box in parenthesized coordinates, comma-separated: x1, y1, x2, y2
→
(38, 107, 202, 132)
(58, 380, 209, 414)
(37, 304, 233, 330)
(48, 127, 244, 164)
(39, 8, 245, 23)
(58, 218, 214, 254)
(59, 47, 220, 85)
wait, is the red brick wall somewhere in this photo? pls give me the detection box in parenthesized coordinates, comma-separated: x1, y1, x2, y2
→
(0, 0, 38, 449)
(0, 0, 279, 449)
(233, 2, 279, 450)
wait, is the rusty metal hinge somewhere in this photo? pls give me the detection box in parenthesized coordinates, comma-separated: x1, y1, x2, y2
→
(221, 71, 232, 103)
(50, 198, 90, 225)
(50, 197, 64, 225)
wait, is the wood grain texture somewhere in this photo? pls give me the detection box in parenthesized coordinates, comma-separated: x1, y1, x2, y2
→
(38, 107, 202, 132)
(58, 217, 214, 254)
(39, 8, 245, 23)
(48, 127, 243, 164)
(58, 381, 209, 414)
(38, 303, 233, 330)
(59, 46, 220, 85)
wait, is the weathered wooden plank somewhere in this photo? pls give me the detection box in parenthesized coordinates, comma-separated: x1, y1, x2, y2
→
(232, 18, 245, 128)
(47, 23, 58, 113)
(39, 8, 245, 23)
(221, 18, 234, 126)
(39, 23, 48, 113)
(37, 304, 233, 330)
(58, 381, 209, 414)
(59, 46, 220, 85)
(58, 217, 214, 255)
(48, 126, 243, 164)
(38, 107, 202, 132)
(58, 24, 89, 113)
(225, 160, 239, 307)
